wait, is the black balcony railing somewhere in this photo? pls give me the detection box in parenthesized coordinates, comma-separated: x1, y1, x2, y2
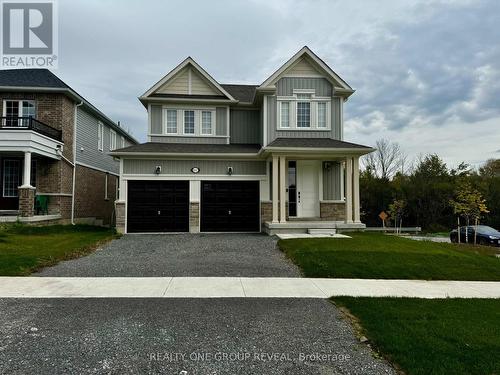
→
(0, 116, 62, 142)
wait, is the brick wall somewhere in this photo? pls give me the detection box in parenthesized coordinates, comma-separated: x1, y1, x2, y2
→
(74, 164, 117, 225)
(320, 202, 346, 221)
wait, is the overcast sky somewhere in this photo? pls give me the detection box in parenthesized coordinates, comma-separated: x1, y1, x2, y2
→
(55, 0, 500, 168)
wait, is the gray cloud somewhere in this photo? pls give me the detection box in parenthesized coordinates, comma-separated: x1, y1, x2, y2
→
(53, 0, 499, 165)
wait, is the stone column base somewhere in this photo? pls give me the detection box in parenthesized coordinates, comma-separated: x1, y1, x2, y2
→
(115, 201, 126, 233)
(190, 202, 200, 233)
(18, 186, 36, 217)
(320, 201, 346, 221)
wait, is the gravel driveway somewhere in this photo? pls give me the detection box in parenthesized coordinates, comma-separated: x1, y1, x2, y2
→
(0, 298, 395, 375)
(37, 234, 300, 277)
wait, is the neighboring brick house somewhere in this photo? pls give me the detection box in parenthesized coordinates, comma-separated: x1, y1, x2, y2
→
(112, 47, 374, 235)
(0, 69, 137, 225)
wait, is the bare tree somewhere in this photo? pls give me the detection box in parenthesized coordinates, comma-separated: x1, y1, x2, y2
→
(362, 139, 407, 179)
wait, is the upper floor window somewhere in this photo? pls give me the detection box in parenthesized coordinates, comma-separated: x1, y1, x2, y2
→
(97, 121, 104, 151)
(297, 94, 311, 128)
(166, 109, 177, 134)
(110, 129, 117, 151)
(120, 135, 125, 148)
(2, 100, 36, 127)
(280, 102, 290, 128)
(317, 102, 327, 128)
(201, 111, 212, 135)
(184, 110, 195, 134)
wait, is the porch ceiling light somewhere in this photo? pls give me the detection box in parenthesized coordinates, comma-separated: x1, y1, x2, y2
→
(155, 165, 161, 175)
(227, 166, 233, 176)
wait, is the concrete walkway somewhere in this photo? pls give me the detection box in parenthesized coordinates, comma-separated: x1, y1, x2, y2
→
(1, 277, 499, 298)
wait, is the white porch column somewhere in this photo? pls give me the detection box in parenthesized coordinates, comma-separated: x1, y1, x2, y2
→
(272, 154, 279, 223)
(279, 155, 287, 223)
(21, 151, 32, 188)
(353, 156, 361, 223)
(345, 157, 353, 223)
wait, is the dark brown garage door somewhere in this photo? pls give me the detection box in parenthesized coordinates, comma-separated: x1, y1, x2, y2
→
(201, 181, 260, 232)
(127, 181, 189, 233)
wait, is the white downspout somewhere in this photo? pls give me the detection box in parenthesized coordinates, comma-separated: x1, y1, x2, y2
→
(71, 101, 84, 225)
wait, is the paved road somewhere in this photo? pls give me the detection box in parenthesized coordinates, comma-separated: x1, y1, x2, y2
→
(0, 298, 395, 375)
(37, 234, 300, 277)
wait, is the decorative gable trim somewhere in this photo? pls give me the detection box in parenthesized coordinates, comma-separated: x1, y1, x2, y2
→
(258, 46, 353, 93)
(141, 57, 236, 101)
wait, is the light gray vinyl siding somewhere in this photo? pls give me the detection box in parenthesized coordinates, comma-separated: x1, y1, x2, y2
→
(123, 159, 266, 175)
(323, 161, 342, 200)
(277, 77, 332, 97)
(264, 77, 342, 146)
(150, 105, 162, 134)
(230, 109, 261, 144)
(75, 107, 120, 174)
(150, 136, 227, 144)
(216, 107, 227, 136)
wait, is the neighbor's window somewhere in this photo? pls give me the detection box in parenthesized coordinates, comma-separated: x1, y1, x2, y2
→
(110, 130, 117, 151)
(120, 135, 125, 148)
(317, 102, 327, 128)
(97, 122, 104, 151)
(184, 110, 195, 134)
(201, 111, 212, 135)
(280, 102, 290, 128)
(3, 100, 35, 127)
(166, 109, 177, 134)
(3, 159, 20, 197)
(296, 95, 311, 128)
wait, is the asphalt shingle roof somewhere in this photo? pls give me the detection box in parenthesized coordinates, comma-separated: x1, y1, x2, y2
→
(113, 142, 261, 154)
(221, 84, 257, 102)
(0, 68, 69, 88)
(266, 138, 371, 149)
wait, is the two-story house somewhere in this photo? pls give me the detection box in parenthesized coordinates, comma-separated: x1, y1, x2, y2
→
(0, 69, 137, 225)
(112, 47, 373, 234)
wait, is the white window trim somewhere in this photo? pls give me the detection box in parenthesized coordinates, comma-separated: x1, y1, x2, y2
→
(109, 129, 116, 151)
(278, 101, 290, 129)
(97, 121, 104, 151)
(164, 109, 178, 134)
(183, 110, 196, 135)
(161, 107, 217, 137)
(120, 135, 125, 148)
(276, 93, 331, 131)
(200, 110, 215, 135)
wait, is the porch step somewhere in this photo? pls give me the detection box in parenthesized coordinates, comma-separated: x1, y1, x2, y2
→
(308, 228, 337, 235)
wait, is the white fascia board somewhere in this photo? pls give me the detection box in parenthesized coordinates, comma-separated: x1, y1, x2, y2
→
(258, 46, 353, 92)
(141, 57, 236, 101)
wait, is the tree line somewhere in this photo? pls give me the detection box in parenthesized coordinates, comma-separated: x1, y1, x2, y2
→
(360, 139, 500, 232)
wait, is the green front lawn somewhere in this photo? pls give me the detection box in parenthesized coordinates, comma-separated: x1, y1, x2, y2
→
(279, 232, 500, 280)
(333, 298, 500, 375)
(0, 224, 117, 275)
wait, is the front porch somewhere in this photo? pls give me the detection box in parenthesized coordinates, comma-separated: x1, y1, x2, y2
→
(262, 152, 364, 235)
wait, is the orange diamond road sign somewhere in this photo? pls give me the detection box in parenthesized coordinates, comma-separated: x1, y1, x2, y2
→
(379, 211, 388, 221)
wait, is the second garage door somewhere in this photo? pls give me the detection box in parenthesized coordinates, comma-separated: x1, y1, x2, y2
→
(201, 181, 260, 232)
(127, 180, 189, 233)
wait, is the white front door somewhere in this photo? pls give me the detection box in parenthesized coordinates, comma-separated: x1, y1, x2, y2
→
(297, 160, 320, 217)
